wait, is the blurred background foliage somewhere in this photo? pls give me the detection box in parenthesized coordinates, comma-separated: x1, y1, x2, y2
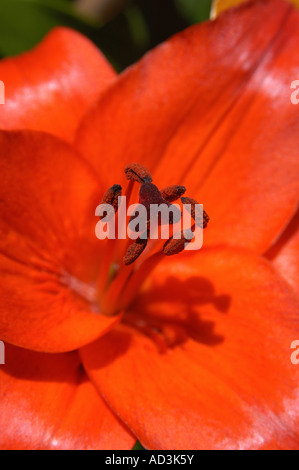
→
(0, 0, 213, 71)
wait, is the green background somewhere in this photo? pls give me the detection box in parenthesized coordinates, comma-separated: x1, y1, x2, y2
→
(0, 0, 213, 71)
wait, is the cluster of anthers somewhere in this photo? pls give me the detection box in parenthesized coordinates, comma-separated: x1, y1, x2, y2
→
(97, 163, 209, 316)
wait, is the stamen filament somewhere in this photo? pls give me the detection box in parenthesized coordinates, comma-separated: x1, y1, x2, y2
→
(100, 263, 135, 316)
(98, 180, 135, 294)
(116, 251, 165, 313)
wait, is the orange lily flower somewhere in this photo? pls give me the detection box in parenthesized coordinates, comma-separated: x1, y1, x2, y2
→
(0, 0, 299, 450)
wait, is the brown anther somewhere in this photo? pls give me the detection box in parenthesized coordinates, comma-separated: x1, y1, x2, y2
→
(163, 233, 192, 256)
(202, 211, 210, 228)
(124, 163, 152, 184)
(99, 184, 122, 220)
(181, 197, 209, 228)
(123, 234, 148, 265)
(160, 185, 186, 203)
(139, 182, 180, 225)
(139, 182, 167, 209)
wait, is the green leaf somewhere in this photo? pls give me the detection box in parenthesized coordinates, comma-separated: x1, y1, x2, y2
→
(0, 0, 97, 57)
(175, 0, 213, 23)
(133, 440, 146, 450)
(124, 5, 150, 50)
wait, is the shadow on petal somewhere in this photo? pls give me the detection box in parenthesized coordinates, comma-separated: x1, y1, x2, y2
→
(124, 275, 231, 352)
(1, 344, 81, 384)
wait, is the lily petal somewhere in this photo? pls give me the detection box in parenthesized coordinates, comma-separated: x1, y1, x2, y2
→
(0, 344, 134, 449)
(0, 130, 120, 352)
(80, 247, 299, 450)
(211, 0, 299, 19)
(266, 206, 299, 297)
(0, 27, 116, 142)
(76, 0, 299, 253)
